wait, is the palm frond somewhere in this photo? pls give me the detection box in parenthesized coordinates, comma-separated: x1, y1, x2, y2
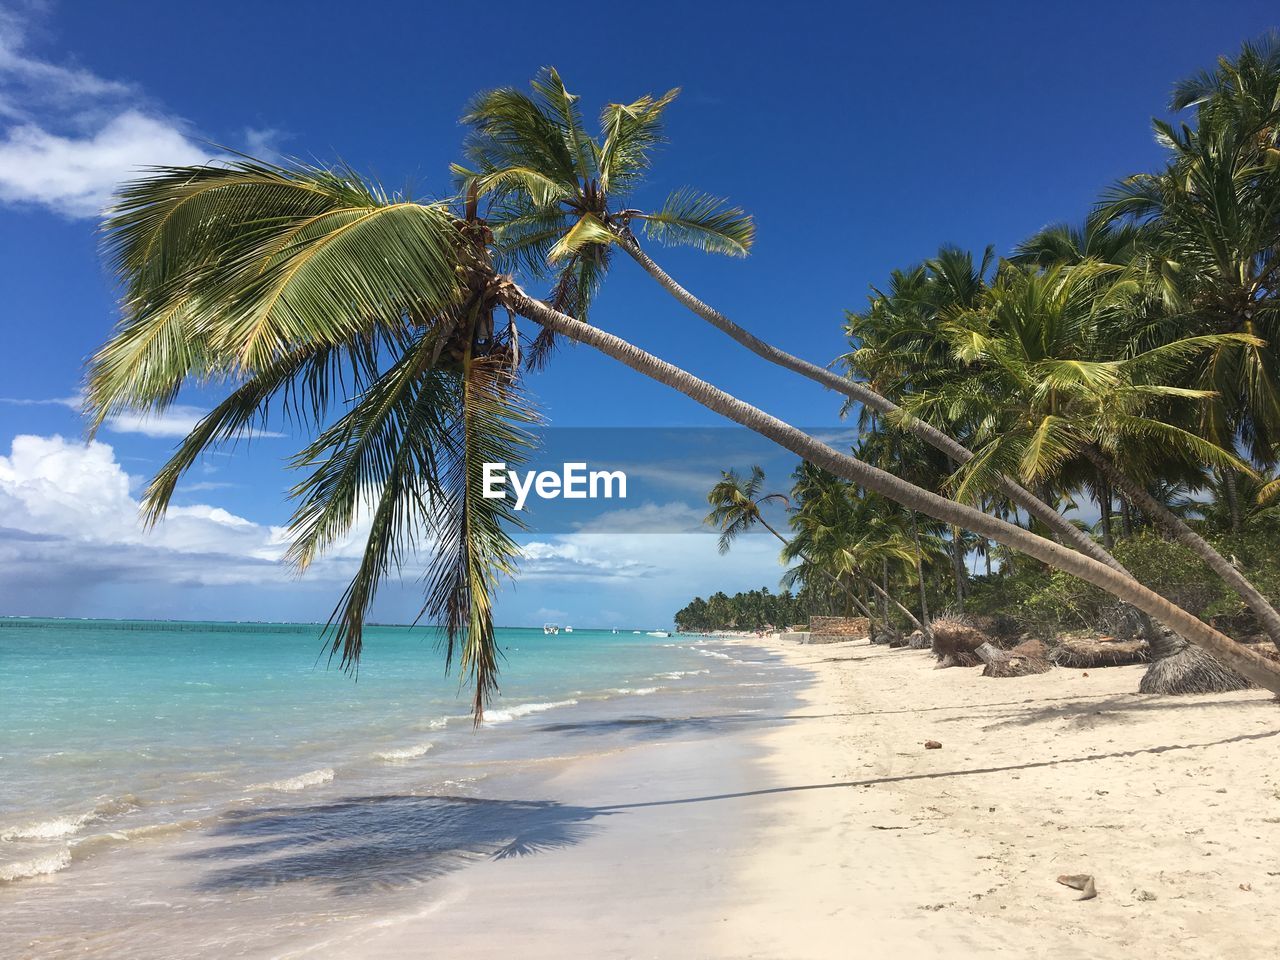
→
(636, 189, 755, 256)
(421, 352, 537, 721)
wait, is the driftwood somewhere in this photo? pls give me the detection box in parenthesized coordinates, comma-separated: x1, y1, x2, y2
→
(1050, 637, 1149, 669)
(976, 640, 1052, 678)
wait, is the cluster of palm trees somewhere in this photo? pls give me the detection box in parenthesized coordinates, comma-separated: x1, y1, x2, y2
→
(699, 38, 1280, 690)
(89, 40, 1280, 715)
(674, 587, 807, 634)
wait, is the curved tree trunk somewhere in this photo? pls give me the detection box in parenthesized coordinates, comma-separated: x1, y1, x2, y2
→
(616, 236, 1136, 576)
(881, 559, 892, 622)
(506, 285, 1280, 694)
(859, 567, 924, 633)
(1083, 447, 1280, 650)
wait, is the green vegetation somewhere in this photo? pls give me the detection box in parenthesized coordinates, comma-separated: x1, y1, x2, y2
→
(691, 37, 1280, 690)
(674, 588, 808, 633)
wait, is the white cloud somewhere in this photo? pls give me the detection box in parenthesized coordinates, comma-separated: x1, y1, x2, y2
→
(0, 110, 214, 217)
(0, 394, 285, 439)
(569, 500, 708, 534)
(0, 7, 274, 218)
(0, 434, 284, 574)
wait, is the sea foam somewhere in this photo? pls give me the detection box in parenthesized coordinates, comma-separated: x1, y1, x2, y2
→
(0, 848, 72, 883)
(374, 743, 434, 762)
(1, 795, 141, 842)
(483, 699, 578, 724)
(249, 768, 335, 792)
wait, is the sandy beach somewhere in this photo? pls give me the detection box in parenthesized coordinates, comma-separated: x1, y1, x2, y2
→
(334, 636, 1279, 959)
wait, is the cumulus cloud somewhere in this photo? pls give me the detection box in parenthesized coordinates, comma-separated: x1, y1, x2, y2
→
(0, 434, 284, 576)
(0, 110, 214, 216)
(0, 7, 275, 218)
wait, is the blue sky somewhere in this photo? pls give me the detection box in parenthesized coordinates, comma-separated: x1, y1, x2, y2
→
(0, 1, 1276, 627)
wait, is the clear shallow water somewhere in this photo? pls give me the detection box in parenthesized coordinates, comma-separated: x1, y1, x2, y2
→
(0, 619, 803, 958)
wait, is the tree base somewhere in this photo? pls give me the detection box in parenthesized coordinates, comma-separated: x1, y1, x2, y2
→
(1138, 645, 1254, 695)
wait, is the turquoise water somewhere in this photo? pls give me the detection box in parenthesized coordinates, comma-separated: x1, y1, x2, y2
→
(0, 618, 801, 957)
(0, 620, 711, 867)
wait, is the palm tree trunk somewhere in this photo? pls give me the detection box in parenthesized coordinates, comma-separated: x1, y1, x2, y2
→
(757, 518, 911, 631)
(881, 559, 891, 623)
(950, 524, 967, 609)
(1220, 468, 1244, 534)
(908, 513, 932, 632)
(1120, 497, 1134, 537)
(859, 566, 925, 632)
(506, 284, 1280, 693)
(1098, 477, 1115, 551)
(615, 236, 1135, 576)
(1082, 446, 1280, 650)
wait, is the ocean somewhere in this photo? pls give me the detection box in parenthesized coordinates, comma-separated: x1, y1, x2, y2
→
(0, 618, 803, 958)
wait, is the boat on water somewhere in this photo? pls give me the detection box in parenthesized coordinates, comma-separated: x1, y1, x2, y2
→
(564, 626, 573, 633)
(542, 623, 560, 635)
(647, 630, 671, 638)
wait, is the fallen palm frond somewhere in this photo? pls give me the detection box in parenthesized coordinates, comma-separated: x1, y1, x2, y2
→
(979, 639, 1053, 678)
(1050, 636, 1150, 668)
(931, 617, 990, 666)
(1139, 646, 1253, 694)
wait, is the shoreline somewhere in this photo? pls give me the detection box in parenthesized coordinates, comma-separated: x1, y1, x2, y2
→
(9, 632, 1278, 957)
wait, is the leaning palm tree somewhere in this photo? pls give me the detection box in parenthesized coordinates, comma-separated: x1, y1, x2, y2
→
(88, 142, 1280, 708)
(460, 74, 1143, 586)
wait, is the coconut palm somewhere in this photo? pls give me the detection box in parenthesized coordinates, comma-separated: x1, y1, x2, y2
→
(462, 73, 1150, 588)
(89, 144, 1280, 705)
(704, 466, 916, 631)
(922, 260, 1280, 651)
(456, 69, 753, 366)
(1102, 36, 1280, 467)
(783, 463, 935, 634)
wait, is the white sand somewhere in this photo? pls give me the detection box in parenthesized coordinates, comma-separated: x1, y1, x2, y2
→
(336, 637, 1279, 959)
(721, 637, 1280, 959)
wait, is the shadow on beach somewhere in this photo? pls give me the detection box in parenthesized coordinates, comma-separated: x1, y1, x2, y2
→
(182, 794, 609, 895)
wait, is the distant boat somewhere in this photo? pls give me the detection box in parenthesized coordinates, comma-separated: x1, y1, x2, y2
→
(542, 623, 560, 635)
(632, 630, 641, 634)
(564, 626, 573, 633)
(647, 630, 671, 638)
(612, 629, 618, 634)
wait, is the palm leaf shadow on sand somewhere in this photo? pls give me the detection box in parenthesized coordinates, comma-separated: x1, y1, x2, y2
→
(182, 795, 609, 895)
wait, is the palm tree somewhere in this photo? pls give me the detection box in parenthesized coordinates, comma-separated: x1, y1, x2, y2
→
(923, 260, 1280, 649)
(782, 463, 927, 633)
(704, 466, 919, 631)
(1102, 36, 1280, 468)
(460, 74, 1144, 587)
(89, 133, 1280, 706)
(455, 69, 753, 365)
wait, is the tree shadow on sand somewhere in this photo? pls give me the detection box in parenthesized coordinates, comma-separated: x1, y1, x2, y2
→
(181, 794, 609, 895)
